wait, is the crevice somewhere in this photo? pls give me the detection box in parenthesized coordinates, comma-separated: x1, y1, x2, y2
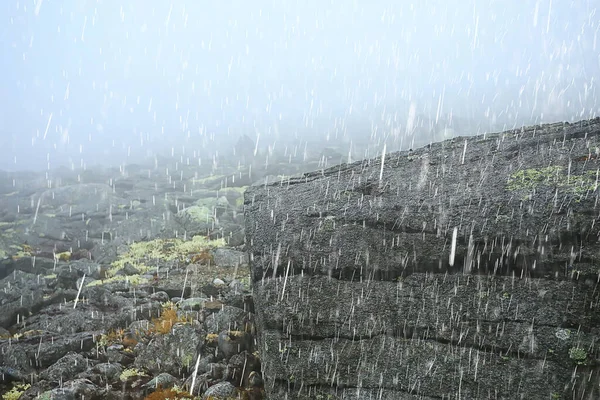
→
(254, 252, 599, 284)
(271, 378, 445, 400)
(275, 323, 575, 363)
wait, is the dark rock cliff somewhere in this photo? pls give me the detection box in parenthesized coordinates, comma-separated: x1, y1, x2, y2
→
(245, 118, 600, 399)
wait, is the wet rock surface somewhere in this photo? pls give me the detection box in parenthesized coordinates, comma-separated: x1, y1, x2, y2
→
(1, 118, 599, 399)
(246, 118, 600, 399)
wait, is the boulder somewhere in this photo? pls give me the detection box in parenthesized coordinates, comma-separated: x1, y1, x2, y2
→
(245, 118, 600, 399)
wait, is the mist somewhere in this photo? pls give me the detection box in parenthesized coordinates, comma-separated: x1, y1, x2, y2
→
(1, 0, 598, 171)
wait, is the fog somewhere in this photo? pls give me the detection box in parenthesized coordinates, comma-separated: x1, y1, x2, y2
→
(1, 0, 598, 171)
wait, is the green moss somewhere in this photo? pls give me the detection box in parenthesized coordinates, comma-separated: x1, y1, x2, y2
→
(181, 352, 193, 368)
(569, 347, 587, 364)
(507, 166, 562, 190)
(238, 275, 251, 289)
(507, 166, 597, 197)
(320, 216, 336, 232)
(106, 235, 226, 278)
(182, 205, 213, 222)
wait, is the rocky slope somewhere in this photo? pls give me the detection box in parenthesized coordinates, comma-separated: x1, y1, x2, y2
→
(0, 134, 358, 399)
(0, 148, 282, 399)
(245, 118, 600, 399)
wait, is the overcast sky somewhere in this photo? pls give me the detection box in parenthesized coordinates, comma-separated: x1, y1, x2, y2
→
(0, 0, 598, 170)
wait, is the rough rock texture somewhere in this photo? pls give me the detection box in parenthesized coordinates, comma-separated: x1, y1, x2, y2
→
(245, 118, 600, 399)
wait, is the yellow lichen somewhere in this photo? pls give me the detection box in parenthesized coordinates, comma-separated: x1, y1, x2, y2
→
(181, 205, 213, 222)
(119, 367, 147, 382)
(54, 251, 71, 262)
(86, 274, 148, 287)
(98, 328, 131, 347)
(2, 383, 31, 400)
(205, 333, 219, 343)
(106, 235, 225, 278)
(10, 244, 34, 260)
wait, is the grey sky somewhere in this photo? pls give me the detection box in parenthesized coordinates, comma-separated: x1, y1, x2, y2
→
(1, 0, 598, 170)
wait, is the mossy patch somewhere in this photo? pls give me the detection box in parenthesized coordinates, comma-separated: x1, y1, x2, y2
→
(98, 328, 128, 347)
(9, 244, 33, 260)
(119, 367, 147, 382)
(2, 383, 31, 400)
(86, 274, 149, 287)
(507, 166, 598, 197)
(320, 216, 336, 232)
(106, 235, 226, 278)
(54, 251, 71, 262)
(143, 386, 194, 400)
(569, 347, 587, 364)
(205, 333, 219, 344)
(149, 301, 192, 335)
(219, 186, 247, 209)
(180, 205, 213, 222)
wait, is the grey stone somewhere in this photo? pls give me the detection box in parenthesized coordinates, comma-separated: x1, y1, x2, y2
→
(201, 381, 238, 399)
(39, 352, 90, 382)
(134, 323, 200, 375)
(212, 248, 248, 267)
(204, 305, 249, 334)
(245, 118, 600, 399)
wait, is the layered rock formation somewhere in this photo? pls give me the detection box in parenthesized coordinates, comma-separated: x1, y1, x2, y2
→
(245, 118, 600, 399)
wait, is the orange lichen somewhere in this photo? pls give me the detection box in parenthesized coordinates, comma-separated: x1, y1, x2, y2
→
(99, 328, 125, 347)
(575, 154, 599, 162)
(98, 327, 139, 348)
(205, 333, 219, 344)
(122, 332, 139, 348)
(149, 305, 192, 335)
(143, 388, 193, 400)
(190, 249, 214, 265)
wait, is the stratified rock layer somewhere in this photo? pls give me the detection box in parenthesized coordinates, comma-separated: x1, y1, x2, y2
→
(245, 118, 600, 399)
